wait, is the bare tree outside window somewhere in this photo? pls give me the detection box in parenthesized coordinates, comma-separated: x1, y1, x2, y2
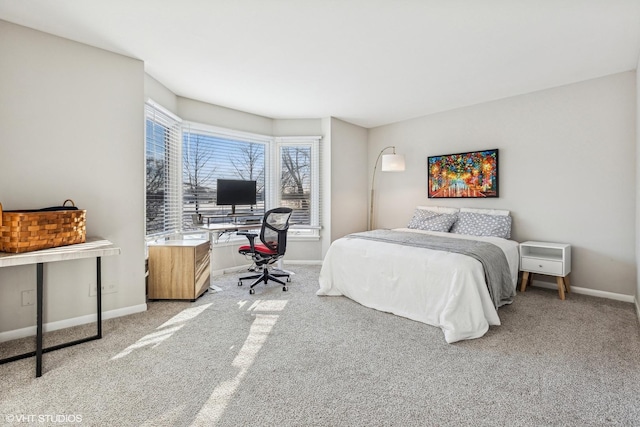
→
(146, 157, 165, 234)
(183, 134, 216, 215)
(229, 143, 264, 193)
(281, 146, 311, 224)
(231, 142, 265, 200)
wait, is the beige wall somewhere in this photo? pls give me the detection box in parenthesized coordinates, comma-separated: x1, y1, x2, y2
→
(0, 21, 146, 336)
(177, 97, 273, 135)
(369, 72, 637, 296)
(329, 118, 368, 242)
(636, 55, 640, 312)
(145, 74, 178, 114)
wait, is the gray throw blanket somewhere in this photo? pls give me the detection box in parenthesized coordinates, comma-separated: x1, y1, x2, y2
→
(346, 230, 514, 308)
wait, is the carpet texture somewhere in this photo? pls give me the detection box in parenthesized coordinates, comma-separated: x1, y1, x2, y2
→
(1, 264, 639, 426)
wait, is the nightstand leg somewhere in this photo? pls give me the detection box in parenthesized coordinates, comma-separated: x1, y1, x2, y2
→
(556, 276, 566, 300)
(563, 274, 571, 293)
(520, 271, 530, 292)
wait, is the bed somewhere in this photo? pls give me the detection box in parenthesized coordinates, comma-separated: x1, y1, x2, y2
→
(316, 207, 520, 343)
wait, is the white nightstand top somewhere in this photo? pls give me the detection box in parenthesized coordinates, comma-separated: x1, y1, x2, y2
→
(520, 241, 570, 249)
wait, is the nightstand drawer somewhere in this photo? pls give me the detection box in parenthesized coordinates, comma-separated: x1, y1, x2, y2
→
(521, 257, 563, 275)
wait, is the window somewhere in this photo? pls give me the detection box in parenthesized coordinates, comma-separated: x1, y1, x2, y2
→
(145, 101, 182, 237)
(144, 101, 321, 239)
(182, 123, 268, 227)
(275, 137, 320, 232)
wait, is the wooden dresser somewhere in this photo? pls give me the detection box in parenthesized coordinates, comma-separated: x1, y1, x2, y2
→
(148, 239, 210, 301)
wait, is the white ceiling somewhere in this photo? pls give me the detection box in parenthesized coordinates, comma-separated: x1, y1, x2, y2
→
(1, 0, 640, 128)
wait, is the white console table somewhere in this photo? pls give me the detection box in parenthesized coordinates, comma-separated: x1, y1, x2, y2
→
(0, 237, 121, 377)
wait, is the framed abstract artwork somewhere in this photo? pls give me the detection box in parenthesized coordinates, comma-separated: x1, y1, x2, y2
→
(427, 149, 499, 198)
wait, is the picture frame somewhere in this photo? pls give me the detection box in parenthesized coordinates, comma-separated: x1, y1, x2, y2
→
(427, 149, 499, 198)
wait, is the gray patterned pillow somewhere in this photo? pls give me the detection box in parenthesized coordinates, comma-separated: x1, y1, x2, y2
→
(407, 209, 457, 232)
(450, 212, 512, 239)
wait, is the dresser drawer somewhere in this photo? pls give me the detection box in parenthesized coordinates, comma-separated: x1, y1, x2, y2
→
(521, 257, 564, 276)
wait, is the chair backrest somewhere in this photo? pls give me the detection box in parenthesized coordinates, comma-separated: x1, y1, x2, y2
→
(260, 207, 293, 256)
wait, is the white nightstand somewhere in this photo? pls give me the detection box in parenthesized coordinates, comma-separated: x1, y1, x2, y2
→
(519, 241, 571, 300)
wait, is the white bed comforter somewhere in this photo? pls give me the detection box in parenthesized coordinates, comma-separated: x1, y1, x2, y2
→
(317, 228, 520, 343)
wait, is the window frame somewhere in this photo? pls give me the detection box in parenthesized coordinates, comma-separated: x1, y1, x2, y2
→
(144, 99, 183, 239)
(180, 122, 321, 240)
(274, 136, 321, 238)
(182, 122, 270, 226)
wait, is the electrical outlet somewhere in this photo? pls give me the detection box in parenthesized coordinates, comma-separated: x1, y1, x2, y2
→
(21, 290, 36, 306)
(89, 283, 118, 297)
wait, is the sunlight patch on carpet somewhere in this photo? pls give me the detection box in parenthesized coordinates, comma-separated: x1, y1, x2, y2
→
(111, 303, 213, 360)
(192, 300, 288, 425)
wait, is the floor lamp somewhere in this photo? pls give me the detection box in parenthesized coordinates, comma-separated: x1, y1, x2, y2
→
(369, 146, 405, 230)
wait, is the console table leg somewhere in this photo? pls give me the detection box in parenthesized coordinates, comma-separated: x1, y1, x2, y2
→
(36, 263, 44, 378)
(97, 257, 102, 339)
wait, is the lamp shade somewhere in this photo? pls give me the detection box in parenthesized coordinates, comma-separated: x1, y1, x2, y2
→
(381, 154, 405, 172)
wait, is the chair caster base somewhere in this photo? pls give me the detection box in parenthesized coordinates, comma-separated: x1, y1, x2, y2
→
(283, 286, 288, 292)
(238, 281, 243, 286)
(249, 288, 255, 295)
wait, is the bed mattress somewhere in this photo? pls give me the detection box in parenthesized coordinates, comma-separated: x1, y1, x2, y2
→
(317, 228, 520, 343)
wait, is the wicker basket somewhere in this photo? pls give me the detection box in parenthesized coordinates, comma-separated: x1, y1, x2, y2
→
(0, 200, 86, 253)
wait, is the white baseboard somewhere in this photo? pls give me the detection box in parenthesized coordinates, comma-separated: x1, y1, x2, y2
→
(0, 303, 148, 343)
(529, 279, 635, 303)
(284, 260, 323, 266)
(212, 264, 252, 277)
(635, 297, 640, 323)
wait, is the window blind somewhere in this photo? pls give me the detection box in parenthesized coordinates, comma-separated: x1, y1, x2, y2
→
(182, 123, 269, 228)
(145, 101, 182, 237)
(275, 136, 321, 231)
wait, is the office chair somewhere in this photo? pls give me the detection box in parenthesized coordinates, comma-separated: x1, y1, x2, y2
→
(237, 207, 293, 294)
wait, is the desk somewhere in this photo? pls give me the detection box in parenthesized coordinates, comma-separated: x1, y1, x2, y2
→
(196, 213, 262, 226)
(201, 222, 262, 242)
(0, 237, 121, 377)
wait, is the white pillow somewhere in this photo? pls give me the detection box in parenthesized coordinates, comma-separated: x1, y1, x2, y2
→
(459, 207, 510, 216)
(407, 209, 458, 232)
(417, 206, 460, 215)
(450, 211, 512, 239)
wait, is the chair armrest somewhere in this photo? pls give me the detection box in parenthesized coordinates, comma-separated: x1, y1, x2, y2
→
(237, 231, 258, 252)
(237, 231, 258, 238)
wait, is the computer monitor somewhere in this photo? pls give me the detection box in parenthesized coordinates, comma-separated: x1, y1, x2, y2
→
(216, 179, 257, 215)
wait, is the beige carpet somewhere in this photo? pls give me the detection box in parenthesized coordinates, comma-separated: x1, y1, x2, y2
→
(1, 264, 639, 426)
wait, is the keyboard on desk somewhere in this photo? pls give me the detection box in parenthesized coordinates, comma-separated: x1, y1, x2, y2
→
(241, 219, 261, 225)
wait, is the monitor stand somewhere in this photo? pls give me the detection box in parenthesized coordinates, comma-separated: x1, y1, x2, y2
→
(227, 206, 243, 223)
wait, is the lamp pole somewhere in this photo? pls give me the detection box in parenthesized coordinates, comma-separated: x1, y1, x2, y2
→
(369, 146, 397, 231)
